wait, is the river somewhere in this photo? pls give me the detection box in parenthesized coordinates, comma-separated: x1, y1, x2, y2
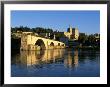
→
(11, 48, 100, 77)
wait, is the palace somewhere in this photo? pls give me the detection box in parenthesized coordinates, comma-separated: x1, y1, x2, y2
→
(64, 26, 79, 40)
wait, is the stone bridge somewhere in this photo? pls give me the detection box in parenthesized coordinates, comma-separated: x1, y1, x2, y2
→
(20, 33, 65, 50)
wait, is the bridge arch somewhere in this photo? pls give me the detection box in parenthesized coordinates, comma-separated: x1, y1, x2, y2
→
(62, 44, 65, 46)
(35, 39, 46, 50)
(58, 43, 60, 46)
(50, 42, 54, 46)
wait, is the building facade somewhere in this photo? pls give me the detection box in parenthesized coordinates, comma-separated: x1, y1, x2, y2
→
(64, 26, 79, 40)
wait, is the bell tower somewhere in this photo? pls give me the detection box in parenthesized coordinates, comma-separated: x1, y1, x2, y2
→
(68, 25, 73, 34)
(69, 25, 73, 34)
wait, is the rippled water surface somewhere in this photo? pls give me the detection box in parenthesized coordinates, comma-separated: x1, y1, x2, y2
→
(11, 49, 100, 77)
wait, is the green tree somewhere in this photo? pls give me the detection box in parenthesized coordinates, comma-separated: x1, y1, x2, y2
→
(87, 34, 96, 45)
(78, 33, 87, 44)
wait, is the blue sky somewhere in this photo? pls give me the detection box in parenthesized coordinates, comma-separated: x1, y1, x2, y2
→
(11, 10, 100, 34)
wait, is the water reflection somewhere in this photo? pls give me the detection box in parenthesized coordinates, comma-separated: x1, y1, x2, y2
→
(64, 49, 78, 69)
(12, 49, 65, 66)
(12, 49, 80, 68)
(11, 49, 100, 77)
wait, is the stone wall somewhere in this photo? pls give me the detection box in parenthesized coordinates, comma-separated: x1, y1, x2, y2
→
(20, 34, 65, 51)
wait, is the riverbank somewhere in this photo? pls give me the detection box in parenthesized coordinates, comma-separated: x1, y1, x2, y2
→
(66, 46, 100, 50)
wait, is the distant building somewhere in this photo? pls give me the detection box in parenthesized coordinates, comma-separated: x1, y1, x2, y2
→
(64, 26, 79, 40)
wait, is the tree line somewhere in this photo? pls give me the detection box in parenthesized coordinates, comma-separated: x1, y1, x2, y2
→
(11, 26, 100, 47)
(78, 33, 100, 47)
(11, 26, 65, 40)
(11, 26, 54, 33)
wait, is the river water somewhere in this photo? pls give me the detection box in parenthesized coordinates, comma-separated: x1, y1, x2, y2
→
(11, 49, 100, 77)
